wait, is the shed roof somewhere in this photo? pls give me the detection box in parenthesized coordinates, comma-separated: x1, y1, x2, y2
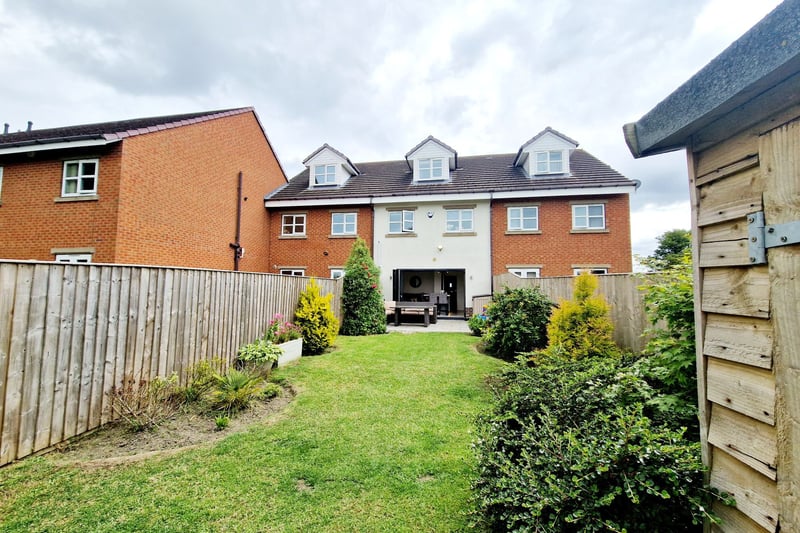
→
(623, 0, 800, 158)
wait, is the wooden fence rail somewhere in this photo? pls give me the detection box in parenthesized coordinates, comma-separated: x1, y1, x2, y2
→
(493, 273, 654, 353)
(0, 261, 342, 467)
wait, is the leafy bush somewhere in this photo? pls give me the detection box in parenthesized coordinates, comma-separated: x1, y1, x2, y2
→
(471, 354, 720, 531)
(263, 313, 303, 344)
(340, 237, 387, 336)
(261, 382, 282, 399)
(178, 358, 224, 403)
(546, 272, 620, 359)
(109, 374, 181, 431)
(467, 308, 489, 337)
(236, 338, 282, 375)
(214, 415, 230, 431)
(210, 368, 264, 413)
(295, 278, 339, 355)
(483, 286, 554, 360)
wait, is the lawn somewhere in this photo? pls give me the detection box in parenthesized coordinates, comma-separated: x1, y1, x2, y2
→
(0, 332, 503, 532)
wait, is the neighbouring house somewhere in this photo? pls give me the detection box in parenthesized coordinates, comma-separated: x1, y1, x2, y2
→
(624, 1, 800, 530)
(265, 129, 637, 316)
(0, 108, 286, 271)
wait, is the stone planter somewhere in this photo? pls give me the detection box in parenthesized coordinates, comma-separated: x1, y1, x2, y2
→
(276, 338, 303, 367)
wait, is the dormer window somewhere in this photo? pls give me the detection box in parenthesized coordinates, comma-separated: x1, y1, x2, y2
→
(419, 158, 443, 180)
(535, 151, 563, 174)
(314, 164, 336, 185)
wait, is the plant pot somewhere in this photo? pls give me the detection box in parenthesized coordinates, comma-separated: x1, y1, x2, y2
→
(276, 338, 303, 367)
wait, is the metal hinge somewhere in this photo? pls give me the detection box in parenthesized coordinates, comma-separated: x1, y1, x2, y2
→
(748, 211, 800, 264)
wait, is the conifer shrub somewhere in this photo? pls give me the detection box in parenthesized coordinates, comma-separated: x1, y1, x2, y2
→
(295, 278, 339, 355)
(340, 237, 387, 335)
(483, 286, 554, 360)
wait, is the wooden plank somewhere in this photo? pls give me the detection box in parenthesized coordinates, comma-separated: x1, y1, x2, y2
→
(697, 166, 763, 227)
(155, 268, 169, 377)
(142, 267, 158, 381)
(166, 269, 180, 376)
(131, 268, 150, 384)
(51, 265, 75, 444)
(702, 219, 749, 243)
(695, 127, 760, 179)
(88, 266, 111, 430)
(712, 502, 771, 533)
(0, 264, 17, 463)
(708, 404, 777, 480)
(76, 265, 100, 435)
(710, 447, 778, 531)
(122, 268, 141, 385)
(696, 154, 759, 187)
(704, 314, 772, 369)
(699, 239, 750, 268)
(113, 267, 132, 409)
(706, 357, 774, 425)
(100, 267, 122, 425)
(761, 116, 800, 530)
(33, 265, 63, 451)
(701, 266, 770, 318)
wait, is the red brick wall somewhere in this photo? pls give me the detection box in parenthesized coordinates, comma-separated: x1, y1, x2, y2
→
(491, 195, 633, 276)
(0, 145, 123, 262)
(268, 206, 374, 277)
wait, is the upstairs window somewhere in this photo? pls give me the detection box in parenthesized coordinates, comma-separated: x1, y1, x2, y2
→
(281, 214, 306, 236)
(331, 212, 356, 235)
(314, 164, 336, 185)
(62, 159, 99, 196)
(419, 158, 443, 180)
(572, 204, 605, 230)
(507, 206, 539, 231)
(535, 151, 563, 174)
(446, 209, 473, 232)
(389, 210, 415, 233)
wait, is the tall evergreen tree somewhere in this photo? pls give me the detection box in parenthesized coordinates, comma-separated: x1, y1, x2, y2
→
(340, 237, 387, 335)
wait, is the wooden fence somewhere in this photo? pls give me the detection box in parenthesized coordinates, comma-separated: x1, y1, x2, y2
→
(0, 261, 342, 467)
(493, 273, 653, 353)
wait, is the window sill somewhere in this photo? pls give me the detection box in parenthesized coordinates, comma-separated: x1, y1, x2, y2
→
(505, 230, 541, 235)
(442, 231, 477, 237)
(55, 195, 99, 203)
(570, 229, 609, 234)
(279, 235, 307, 240)
(385, 232, 417, 238)
(328, 234, 357, 239)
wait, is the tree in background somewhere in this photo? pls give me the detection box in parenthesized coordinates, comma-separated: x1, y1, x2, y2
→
(340, 237, 387, 336)
(649, 229, 691, 270)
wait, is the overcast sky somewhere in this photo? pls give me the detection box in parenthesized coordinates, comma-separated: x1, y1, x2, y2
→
(0, 0, 782, 258)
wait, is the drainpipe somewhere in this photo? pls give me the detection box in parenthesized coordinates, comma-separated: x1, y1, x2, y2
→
(489, 191, 494, 297)
(229, 171, 243, 271)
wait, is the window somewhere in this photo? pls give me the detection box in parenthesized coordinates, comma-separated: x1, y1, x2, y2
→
(389, 210, 415, 233)
(446, 209, 473, 232)
(573, 267, 608, 275)
(507, 206, 539, 231)
(281, 214, 306, 236)
(330, 269, 345, 279)
(572, 204, 605, 229)
(0, 166, 3, 202)
(280, 269, 305, 276)
(535, 150, 563, 174)
(314, 164, 336, 185)
(419, 158, 443, 180)
(331, 212, 356, 235)
(509, 268, 540, 278)
(55, 253, 92, 264)
(62, 159, 99, 196)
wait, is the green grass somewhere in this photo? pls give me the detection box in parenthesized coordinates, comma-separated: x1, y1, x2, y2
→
(0, 333, 502, 532)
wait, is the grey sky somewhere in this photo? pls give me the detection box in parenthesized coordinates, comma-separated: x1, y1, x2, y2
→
(0, 0, 782, 257)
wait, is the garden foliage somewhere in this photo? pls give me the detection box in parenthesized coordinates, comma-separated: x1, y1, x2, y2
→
(295, 278, 339, 355)
(340, 237, 387, 336)
(109, 374, 180, 431)
(483, 286, 554, 360)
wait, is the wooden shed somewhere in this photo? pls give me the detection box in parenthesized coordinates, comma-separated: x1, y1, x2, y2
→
(624, 2, 800, 530)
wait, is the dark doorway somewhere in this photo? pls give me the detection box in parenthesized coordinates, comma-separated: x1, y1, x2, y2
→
(443, 274, 458, 314)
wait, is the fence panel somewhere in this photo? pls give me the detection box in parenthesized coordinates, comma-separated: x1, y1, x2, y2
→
(0, 261, 342, 467)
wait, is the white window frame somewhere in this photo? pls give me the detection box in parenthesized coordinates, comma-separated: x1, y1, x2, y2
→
(314, 164, 336, 185)
(507, 206, 539, 231)
(330, 268, 345, 279)
(535, 150, 564, 174)
(331, 212, 357, 235)
(573, 267, 608, 275)
(0, 166, 3, 202)
(62, 159, 99, 197)
(280, 269, 305, 276)
(509, 268, 540, 278)
(55, 253, 92, 264)
(281, 214, 306, 236)
(572, 204, 606, 230)
(445, 208, 473, 232)
(389, 210, 415, 233)
(419, 158, 443, 180)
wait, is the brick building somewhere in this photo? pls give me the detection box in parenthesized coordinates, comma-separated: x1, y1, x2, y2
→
(0, 108, 286, 271)
(265, 129, 637, 315)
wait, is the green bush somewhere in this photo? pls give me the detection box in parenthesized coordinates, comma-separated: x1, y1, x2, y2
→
(546, 272, 620, 359)
(471, 354, 720, 531)
(483, 286, 554, 360)
(236, 338, 281, 375)
(178, 358, 224, 403)
(210, 368, 263, 413)
(340, 237, 387, 336)
(295, 278, 339, 355)
(467, 310, 489, 337)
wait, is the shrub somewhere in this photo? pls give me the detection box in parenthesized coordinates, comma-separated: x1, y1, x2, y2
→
(214, 415, 230, 431)
(340, 237, 387, 336)
(546, 272, 620, 359)
(261, 382, 282, 399)
(471, 354, 721, 531)
(295, 278, 339, 355)
(178, 358, 224, 403)
(467, 307, 489, 337)
(109, 373, 181, 432)
(263, 313, 303, 344)
(210, 368, 263, 413)
(236, 338, 282, 375)
(483, 286, 554, 360)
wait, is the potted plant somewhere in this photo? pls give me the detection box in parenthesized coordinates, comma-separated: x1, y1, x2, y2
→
(264, 314, 303, 366)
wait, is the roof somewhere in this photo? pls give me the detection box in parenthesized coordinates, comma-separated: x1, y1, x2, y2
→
(519, 126, 579, 149)
(301, 143, 360, 174)
(265, 149, 636, 204)
(623, 0, 800, 158)
(404, 135, 458, 158)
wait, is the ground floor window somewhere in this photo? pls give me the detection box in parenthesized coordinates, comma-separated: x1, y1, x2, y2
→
(280, 269, 305, 276)
(509, 268, 540, 278)
(573, 267, 608, 275)
(330, 268, 344, 279)
(55, 253, 92, 264)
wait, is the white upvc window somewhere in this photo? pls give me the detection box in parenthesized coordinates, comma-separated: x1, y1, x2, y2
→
(0, 166, 3, 202)
(314, 164, 336, 185)
(572, 204, 606, 229)
(331, 212, 356, 235)
(62, 159, 99, 196)
(535, 150, 563, 174)
(445, 208, 473, 232)
(509, 268, 540, 278)
(280, 269, 305, 276)
(419, 158, 443, 180)
(507, 206, 539, 231)
(389, 210, 415, 233)
(573, 267, 608, 275)
(281, 214, 306, 236)
(55, 253, 92, 264)
(330, 268, 345, 279)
